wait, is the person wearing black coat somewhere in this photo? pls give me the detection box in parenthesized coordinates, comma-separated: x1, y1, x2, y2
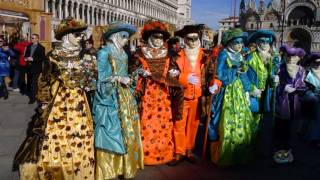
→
(24, 34, 46, 104)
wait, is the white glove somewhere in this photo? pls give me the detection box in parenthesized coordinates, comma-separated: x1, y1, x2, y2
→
(284, 85, 296, 93)
(274, 75, 280, 83)
(251, 87, 262, 98)
(168, 69, 180, 78)
(188, 73, 200, 85)
(119, 77, 131, 86)
(138, 68, 151, 77)
(209, 84, 219, 95)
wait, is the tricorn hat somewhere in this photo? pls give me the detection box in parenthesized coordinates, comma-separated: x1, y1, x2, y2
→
(174, 24, 203, 38)
(141, 20, 171, 41)
(306, 53, 320, 68)
(55, 17, 88, 40)
(103, 21, 137, 40)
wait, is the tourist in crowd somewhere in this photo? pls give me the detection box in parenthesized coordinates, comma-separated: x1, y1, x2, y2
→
(24, 33, 46, 104)
(13, 35, 31, 93)
(0, 37, 15, 99)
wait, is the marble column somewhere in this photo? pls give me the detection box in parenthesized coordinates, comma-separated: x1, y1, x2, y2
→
(52, 0, 56, 18)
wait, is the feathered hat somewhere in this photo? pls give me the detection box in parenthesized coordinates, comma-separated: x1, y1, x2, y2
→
(221, 28, 247, 46)
(280, 44, 306, 57)
(247, 29, 276, 44)
(103, 21, 137, 40)
(141, 20, 171, 41)
(55, 17, 88, 40)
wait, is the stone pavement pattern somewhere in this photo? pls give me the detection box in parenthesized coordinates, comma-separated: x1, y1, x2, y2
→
(0, 92, 320, 180)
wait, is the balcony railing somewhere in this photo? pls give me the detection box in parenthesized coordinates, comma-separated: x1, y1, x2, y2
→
(0, 0, 32, 9)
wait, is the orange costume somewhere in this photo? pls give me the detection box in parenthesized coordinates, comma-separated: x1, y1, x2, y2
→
(133, 21, 184, 165)
(174, 48, 203, 155)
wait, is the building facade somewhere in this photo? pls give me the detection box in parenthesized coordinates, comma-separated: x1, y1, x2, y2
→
(217, 16, 240, 45)
(239, 0, 320, 52)
(44, 0, 192, 42)
(0, 0, 52, 51)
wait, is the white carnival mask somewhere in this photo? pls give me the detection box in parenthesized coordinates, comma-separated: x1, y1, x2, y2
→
(185, 33, 201, 49)
(109, 31, 130, 50)
(286, 56, 300, 78)
(148, 33, 164, 48)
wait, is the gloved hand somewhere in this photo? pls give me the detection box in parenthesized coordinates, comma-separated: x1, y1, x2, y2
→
(188, 73, 199, 85)
(274, 75, 280, 84)
(284, 85, 296, 93)
(251, 87, 262, 98)
(119, 77, 131, 86)
(137, 68, 151, 77)
(168, 69, 180, 78)
(209, 84, 219, 95)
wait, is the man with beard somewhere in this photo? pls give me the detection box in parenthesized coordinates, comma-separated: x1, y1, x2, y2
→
(169, 25, 221, 165)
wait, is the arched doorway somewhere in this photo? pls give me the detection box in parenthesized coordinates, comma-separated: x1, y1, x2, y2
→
(288, 6, 315, 26)
(287, 28, 312, 53)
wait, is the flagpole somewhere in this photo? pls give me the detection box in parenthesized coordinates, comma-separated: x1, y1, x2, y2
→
(234, 0, 237, 27)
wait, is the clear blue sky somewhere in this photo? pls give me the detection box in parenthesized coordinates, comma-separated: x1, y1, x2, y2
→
(191, 0, 271, 30)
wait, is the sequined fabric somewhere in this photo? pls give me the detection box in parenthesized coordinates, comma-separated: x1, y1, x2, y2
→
(18, 49, 95, 180)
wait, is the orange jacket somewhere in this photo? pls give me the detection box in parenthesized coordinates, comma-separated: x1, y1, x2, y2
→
(176, 48, 205, 100)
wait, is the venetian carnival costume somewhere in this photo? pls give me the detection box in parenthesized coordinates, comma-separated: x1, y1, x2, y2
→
(129, 21, 184, 165)
(13, 17, 96, 180)
(300, 53, 320, 148)
(93, 21, 143, 179)
(273, 45, 306, 164)
(246, 30, 280, 120)
(170, 25, 221, 164)
(210, 28, 257, 166)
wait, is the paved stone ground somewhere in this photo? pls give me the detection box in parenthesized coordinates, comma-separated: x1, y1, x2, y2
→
(0, 92, 319, 180)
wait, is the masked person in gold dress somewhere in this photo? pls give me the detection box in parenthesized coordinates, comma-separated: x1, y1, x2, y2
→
(13, 17, 96, 180)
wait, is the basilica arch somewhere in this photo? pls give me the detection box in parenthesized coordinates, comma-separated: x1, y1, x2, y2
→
(285, 27, 313, 52)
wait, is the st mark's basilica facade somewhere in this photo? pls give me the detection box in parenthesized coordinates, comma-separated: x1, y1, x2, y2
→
(240, 0, 320, 52)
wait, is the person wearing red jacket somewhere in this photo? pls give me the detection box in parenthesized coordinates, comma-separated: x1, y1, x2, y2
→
(13, 37, 31, 93)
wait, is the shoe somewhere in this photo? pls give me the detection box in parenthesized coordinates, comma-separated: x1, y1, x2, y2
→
(13, 88, 20, 92)
(273, 149, 294, 164)
(4, 94, 8, 100)
(167, 155, 184, 166)
(186, 153, 196, 164)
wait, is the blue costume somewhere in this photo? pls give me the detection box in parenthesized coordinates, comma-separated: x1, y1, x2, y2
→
(93, 22, 143, 179)
(209, 29, 257, 166)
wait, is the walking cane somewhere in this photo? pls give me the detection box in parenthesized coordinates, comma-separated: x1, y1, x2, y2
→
(201, 55, 218, 160)
(202, 94, 213, 160)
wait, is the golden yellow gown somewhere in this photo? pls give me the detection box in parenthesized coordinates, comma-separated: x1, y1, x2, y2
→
(15, 48, 96, 180)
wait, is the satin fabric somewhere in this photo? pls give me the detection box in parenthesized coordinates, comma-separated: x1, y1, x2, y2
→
(18, 51, 95, 180)
(247, 51, 280, 113)
(210, 49, 257, 166)
(93, 43, 143, 179)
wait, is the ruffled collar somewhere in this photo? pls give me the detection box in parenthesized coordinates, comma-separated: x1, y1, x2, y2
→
(305, 70, 320, 90)
(142, 45, 167, 59)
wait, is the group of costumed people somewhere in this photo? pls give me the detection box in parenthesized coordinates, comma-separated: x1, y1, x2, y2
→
(11, 16, 320, 180)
